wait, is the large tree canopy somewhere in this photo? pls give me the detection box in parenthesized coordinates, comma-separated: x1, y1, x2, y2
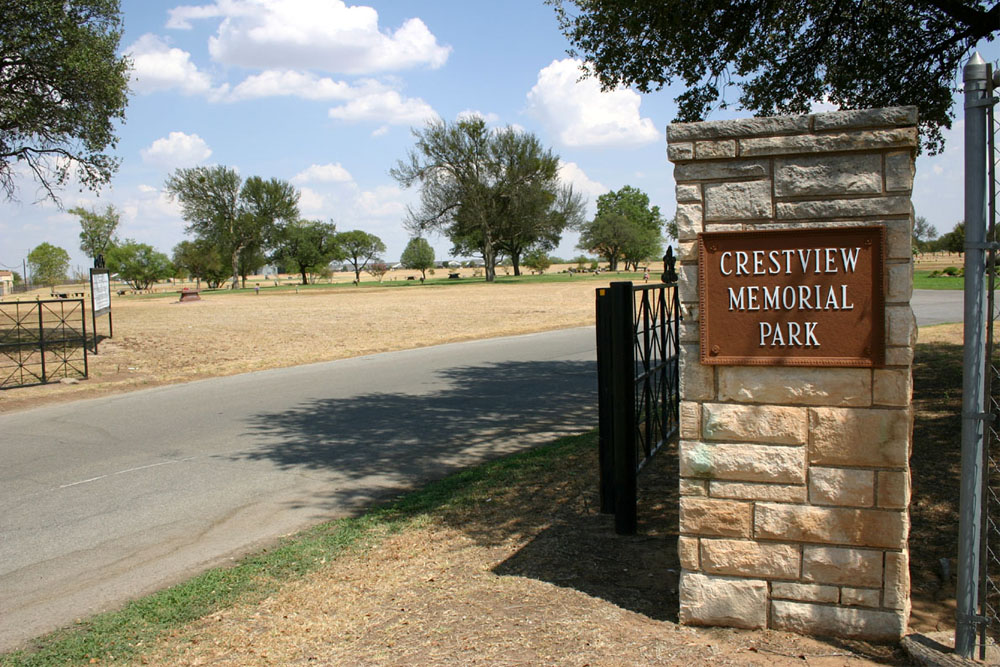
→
(27, 242, 70, 286)
(392, 118, 582, 281)
(165, 166, 300, 289)
(272, 219, 341, 285)
(106, 239, 172, 290)
(1, 0, 130, 203)
(549, 0, 1000, 152)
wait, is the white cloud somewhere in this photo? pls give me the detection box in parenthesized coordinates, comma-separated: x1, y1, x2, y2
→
(293, 163, 353, 184)
(126, 34, 216, 96)
(297, 186, 327, 213)
(526, 58, 660, 148)
(169, 0, 450, 74)
(226, 70, 359, 101)
(457, 109, 501, 124)
(328, 90, 438, 126)
(558, 161, 607, 200)
(356, 184, 407, 218)
(141, 132, 213, 168)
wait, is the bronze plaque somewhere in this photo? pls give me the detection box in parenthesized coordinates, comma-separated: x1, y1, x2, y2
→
(699, 226, 885, 367)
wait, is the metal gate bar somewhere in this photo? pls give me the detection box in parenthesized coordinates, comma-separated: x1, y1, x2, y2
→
(0, 299, 88, 389)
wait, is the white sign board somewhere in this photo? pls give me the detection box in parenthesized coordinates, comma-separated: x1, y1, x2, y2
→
(91, 270, 111, 316)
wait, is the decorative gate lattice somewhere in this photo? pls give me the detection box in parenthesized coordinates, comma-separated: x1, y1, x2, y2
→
(0, 299, 88, 389)
(596, 278, 681, 535)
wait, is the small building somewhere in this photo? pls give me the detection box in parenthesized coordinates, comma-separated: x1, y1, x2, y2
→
(0, 270, 13, 296)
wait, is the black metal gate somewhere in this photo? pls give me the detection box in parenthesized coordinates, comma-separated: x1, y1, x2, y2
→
(596, 271, 681, 535)
(0, 299, 89, 389)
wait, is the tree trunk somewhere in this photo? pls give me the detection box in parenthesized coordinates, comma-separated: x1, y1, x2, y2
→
(512, 253, 521, 276)
(300, 267, 309, 285)
(230, 248, 240, 290)
(607, 254, 618, 271)
(484, 239, 496, 283)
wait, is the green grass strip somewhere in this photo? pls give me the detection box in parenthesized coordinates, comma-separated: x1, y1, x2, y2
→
(913, 269, 964, 290)
(1, 430, 596, 666)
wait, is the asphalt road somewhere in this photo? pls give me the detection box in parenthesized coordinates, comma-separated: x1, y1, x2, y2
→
(0, 327, 598, 652)
(911, 288, 965, 326)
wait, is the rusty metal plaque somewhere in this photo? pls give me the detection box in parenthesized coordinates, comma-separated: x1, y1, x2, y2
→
(698, 226, 885, 367)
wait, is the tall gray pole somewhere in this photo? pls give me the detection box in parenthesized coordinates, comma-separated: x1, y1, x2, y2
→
(956, 51, 989, 658)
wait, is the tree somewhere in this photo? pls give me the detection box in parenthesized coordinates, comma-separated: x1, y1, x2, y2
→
(621, 223, 663, 271)
(271, 220, 340, 285)
(578, 211, 653, 270)
(27, 242, 70, 286)
(367, 260, 390, 283)
(106, 240, 172, 290)
(400, 236, 435, 280)
(522, 248, 552, 274)
(392, 118, 580, 282)
(338, 230, 386, 283)
(165, 166, 300, 289)
(913, 216, 939, 253)
(72, 204, 120, 261)
(1, 0, 130, 203)
(172, 239, 228, 289)
(548, 0, 1000, 153)
(940, 221, 966, 255)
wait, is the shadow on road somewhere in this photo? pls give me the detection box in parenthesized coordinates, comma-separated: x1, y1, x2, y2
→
(238, 359, 598, 509)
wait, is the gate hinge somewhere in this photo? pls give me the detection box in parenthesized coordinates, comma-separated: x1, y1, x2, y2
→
(964, 411, 996, 422)
(966, 242, 1000, 251)
(958, 612, 991, 627)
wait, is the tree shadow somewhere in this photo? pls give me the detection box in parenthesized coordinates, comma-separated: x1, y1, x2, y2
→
(238, 359, 598, 511)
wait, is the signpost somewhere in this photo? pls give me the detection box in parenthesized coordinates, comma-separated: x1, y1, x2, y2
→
(89, 267, 113, 353)
(698, 226, 885, 367)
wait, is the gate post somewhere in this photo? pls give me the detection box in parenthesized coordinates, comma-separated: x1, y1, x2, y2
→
(669, 107, 917, 641)
(609, 281, 638, 534)
(956, 52, 990, 658)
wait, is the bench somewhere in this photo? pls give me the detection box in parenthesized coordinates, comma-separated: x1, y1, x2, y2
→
(179, 288, 201, 302)
(448, 272, 461, 279)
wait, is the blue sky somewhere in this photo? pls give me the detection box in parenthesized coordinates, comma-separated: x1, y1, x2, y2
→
(1, 0, 996, 276)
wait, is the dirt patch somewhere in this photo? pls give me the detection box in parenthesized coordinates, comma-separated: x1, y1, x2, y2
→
(0, 278, 608, 414)
(145, 439, 907, 666)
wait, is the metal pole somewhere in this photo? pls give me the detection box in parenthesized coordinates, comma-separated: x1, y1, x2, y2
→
(957, 51, 990, 658)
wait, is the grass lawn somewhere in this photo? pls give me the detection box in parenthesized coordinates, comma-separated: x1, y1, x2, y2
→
(914, 270, 964, 290)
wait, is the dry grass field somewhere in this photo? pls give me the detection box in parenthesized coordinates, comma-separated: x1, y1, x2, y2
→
(0, 269, 631, 413)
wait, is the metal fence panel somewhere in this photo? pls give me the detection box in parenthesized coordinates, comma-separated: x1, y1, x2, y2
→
(0, 299, 88, 389)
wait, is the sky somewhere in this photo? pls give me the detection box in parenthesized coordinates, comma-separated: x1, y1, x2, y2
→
(1, 0, 998, 277)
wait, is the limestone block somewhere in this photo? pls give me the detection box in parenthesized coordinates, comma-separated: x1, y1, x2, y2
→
(673, 159, 770, 182)
(809, 407, 911, 467)
(774, 154, 882, 197)
(680, 401, 701, 439)
(702, 402, 807, 444)
(812, 107, 918, 131)
(841, 587, 881, 607)
(887, 305, 917, 347)
(887, 263, 913, 303)
(680, 478, 708, 497)
(885, 151, 915, 192)
(755, 503, 907, 549)
(680, 344, 715, 401)
(695, 139, 737, 160)
(718, 366, 871, 407)
(882, 218, 912, 260)
(809, 467, 875, 507)
(777, 195, 911, 220)
(680, 320, 700, 343)
(668, 142, 694, 161)
(679, 536, 700, 570)
(802, 546, 884, 587)
(771, 600, 906, 641)
(676, 183, 701, 203)
(700, 538, 800, 579)
(676, 202, 703, 241)
(668, 116, 810, 142)
(741, 128, 918, 157)
(873, 369, 912, 407)
(877, 471, 910, 510)
(710, 481, 808, 503)
(885, 346, 913, 367)
(681, 441, 806, 484)
(677, 241, 698, 261)
(884, 550, 910, 610)
(678, 264, 700, 302)
(772, 582, 840, 604)
(680, 497, 752, 538)
(704, 180, 773, 220)
(704, 223, 744, 233)
(678, 572, 768, 629)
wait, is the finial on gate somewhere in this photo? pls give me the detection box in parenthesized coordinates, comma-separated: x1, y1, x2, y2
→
(661, 246, 677, 284)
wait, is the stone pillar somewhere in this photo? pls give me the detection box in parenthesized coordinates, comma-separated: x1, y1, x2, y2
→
(668, 107, 917, 641)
